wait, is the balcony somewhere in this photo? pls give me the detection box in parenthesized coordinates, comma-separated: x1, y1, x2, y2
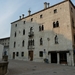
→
(28, 32, 34, 38)
(28, 46, 34, 50)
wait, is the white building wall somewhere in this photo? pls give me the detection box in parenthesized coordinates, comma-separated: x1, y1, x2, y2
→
(0, 44, 4, 59)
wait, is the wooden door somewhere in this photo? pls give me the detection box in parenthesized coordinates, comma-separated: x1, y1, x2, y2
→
(29, 51, 33, 61)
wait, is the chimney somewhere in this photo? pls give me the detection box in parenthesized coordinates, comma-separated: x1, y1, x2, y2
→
(19, 16, 21, 20)
(65, 0, 70, 1)
(44, 2, 47, 9)
(22, 14, 24, 18)
(48, 3, 50, 8)
(28, 9, 31, 16)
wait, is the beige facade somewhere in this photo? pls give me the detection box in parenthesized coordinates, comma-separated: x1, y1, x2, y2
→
(9, 0, 75, 66)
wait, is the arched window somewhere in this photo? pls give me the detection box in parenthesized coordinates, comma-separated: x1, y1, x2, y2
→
(22, 40, 25, 47)
(56, 21, 59, 27)
(42, 25, 44, 30)
(32, 39, 34, 46)
(39, 26, 41, 31)
(40, 38, 43, 45)
(53, 22, 56, 28)
(55, 35, 58, 44)
(23, 29, 25, 35)
(14, 42, 16, 48)
(14, 32, 16, 37)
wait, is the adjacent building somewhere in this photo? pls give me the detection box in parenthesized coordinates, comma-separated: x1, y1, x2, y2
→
(0, 44, 4, 59)
(9, 0, 75, 66)
(0, 37, 10, 56)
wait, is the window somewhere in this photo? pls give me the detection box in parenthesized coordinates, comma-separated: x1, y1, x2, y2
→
(14, 42, 16, 48)
(56, 21, 59, 27)
(22, 40, 25, 47)
(24, 21, 25, 24)
(53, 22, 56, 28)
(39, 51, 43, 57)
(15, 24, 17, 27)
(32, 39, 34, 46)
(55, 35, 58, 44)
(74, 35, 75, 44)
(16, 52, 19, 56)
(14, 32, 16, 37)
(40, 38, 43, 45)
(72, 18, 75, 28)
(39, 25, 44, 31)
(31, 18, 33, 22)
(21, 52, 24, 57)
(39, 26, 41, 31)
(54, 9, 57, 13)
(5, 43, 6, 45)
(23, 29, 25, 35)
(42, 25, 44, 30)
(28, 39, 34, 46)
(40, 14, 43, 18)
(53, 21, 59, 28)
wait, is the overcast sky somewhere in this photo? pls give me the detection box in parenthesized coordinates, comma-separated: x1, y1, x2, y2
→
(0, 0, 75, 38)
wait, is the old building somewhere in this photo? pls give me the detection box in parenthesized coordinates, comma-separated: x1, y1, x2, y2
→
(0, 44, 4, 59)
(9, 0, 75, 66)
(0, 37, 10, 56)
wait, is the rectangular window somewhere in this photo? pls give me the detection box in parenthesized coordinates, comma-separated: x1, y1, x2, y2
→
(40, 14, 43, 18)
(39, 51, 43, 57)
(40, 38, 43, 45)
(16, 52, 19, 56)
(54, 9, 57, 14)
(15, 24, 17, 27)
(21, 52, 24, 57)
(74, 35, 75, 44)
(14, 42, 16, 48)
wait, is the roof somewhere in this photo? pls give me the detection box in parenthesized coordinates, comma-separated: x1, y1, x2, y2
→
(0, 37, 10, 40)
(11, 0, 74, 24)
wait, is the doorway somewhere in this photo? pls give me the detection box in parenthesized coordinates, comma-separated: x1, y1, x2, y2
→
(28, 51, 33, 61)
(51, 52, 57, 63)
(13, 52, 15, 59)
(59, 52, 67, 64)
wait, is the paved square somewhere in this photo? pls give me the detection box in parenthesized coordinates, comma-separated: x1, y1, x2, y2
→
(7, 60, 75, 75)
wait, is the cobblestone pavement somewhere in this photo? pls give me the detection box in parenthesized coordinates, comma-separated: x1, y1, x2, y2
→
(7, 60, 75, 75)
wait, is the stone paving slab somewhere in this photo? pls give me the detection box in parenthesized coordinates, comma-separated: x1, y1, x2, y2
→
(7, 60, 75, 75)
